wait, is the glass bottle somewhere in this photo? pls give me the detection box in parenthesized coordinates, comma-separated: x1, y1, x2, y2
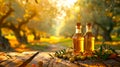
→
(72, 23, 84, 55)
(84, 23, 95, 55)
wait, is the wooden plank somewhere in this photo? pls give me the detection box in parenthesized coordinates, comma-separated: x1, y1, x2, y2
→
(102, 59, 120, 67)
(0, 51, 38, 67)
(27, 52, 72, 67)
(0, 52, 11, 63)
(0, 52, 17, 66)
(26, 52, 52, 67)
(51, 58, 79, 67)
(18, 51, 39, 67)
(28, 52, 120, 67)
(76, 60, 107, 67)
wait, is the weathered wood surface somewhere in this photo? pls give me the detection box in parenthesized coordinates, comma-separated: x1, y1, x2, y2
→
(0, 51, 38, 67)
(27, 52, 52, 67)
(0, 50, 120, 67)
(29, 51, 120, 67)
(0, 52, 9, 63)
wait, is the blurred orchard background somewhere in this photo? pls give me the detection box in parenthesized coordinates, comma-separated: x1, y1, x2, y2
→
(0, 0, 120, 52)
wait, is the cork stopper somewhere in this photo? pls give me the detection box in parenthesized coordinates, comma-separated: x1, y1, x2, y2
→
(87, 23, 92, 28)
(76, 23, 81, 29)
(77, 23, 81, 26)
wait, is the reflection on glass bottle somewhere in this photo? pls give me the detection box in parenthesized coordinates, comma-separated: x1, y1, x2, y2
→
(72, 23, 84, 55)
(84, 23, 95, 55)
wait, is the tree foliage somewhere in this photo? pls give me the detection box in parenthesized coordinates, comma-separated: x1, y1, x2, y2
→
(59, 0, 120, 41)
(84, 0, 120, 41)
(0, 0, 58, 45)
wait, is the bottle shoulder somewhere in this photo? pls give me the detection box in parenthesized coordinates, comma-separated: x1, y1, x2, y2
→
(72, 33, 83, 38)
(84, 32, 94, 37)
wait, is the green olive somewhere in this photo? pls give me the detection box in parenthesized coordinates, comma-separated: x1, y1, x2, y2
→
(93, 55, 98, 58)
(66, 54, 71, 59)
(80, 56, 86, 61)
(72, 55, 77, 60)
(87, 55, 92, 59)
(76, 56, 81, 60)
(69, 57, 75, 63)
(63, 55, 67, 59)
(107, 50, 113, 54)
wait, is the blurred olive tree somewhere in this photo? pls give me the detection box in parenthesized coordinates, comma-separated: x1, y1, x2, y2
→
(59, 0, 120, 41)
(0, 0, 58, 47)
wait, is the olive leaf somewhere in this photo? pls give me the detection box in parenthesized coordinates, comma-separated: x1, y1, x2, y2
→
(48, 53, 54, 59)
(101, 54, 109, 60)
(99, 45, 103, 56)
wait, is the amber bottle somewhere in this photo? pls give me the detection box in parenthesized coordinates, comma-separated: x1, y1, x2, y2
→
(84, 23, 95, 55)
(72, 23, 84, 55)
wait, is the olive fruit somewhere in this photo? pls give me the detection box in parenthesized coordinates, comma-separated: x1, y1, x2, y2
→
(66, 54, 71, 59)
(63, 55, 67, 59)
(93, 55, 98, 59)
(107, 50, 113, 54)
(69, 57, 75, 63)
(76, 55, 81, 60)
(87, 55, 92, 59)
(80, 56, 86, 61)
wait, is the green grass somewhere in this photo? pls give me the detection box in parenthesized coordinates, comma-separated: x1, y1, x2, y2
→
(26, 37, 120, 51)
(57, 38, 120, 50)
(26, 42, 50, 51)
(57, 38, 72, 47)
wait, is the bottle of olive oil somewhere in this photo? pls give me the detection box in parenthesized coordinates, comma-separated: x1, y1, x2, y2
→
(72, 23, 84, 55)
(84, 23, 95, 55)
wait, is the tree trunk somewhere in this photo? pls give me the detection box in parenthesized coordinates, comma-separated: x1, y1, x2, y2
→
(0, 29, 11, 51)
(102, 31, 112, 41)
(32, 31, 40, 40)
(14, 30, 28, 44)
(94, 17, 114, 41)
(34, 34, 40, 40)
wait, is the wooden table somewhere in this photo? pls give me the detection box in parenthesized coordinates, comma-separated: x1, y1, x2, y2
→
(29, 52, 120, 67)
(0, 51, 120, 67)
(0, 51, 39, 67)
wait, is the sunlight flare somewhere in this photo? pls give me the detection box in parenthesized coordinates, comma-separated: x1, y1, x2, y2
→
(50, 0, 77, 8)
(50, 0, 77, 36)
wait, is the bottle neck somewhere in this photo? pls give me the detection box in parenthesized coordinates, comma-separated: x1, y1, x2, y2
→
(76, 28, 81, 33)
(86, 26, 92, 32)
